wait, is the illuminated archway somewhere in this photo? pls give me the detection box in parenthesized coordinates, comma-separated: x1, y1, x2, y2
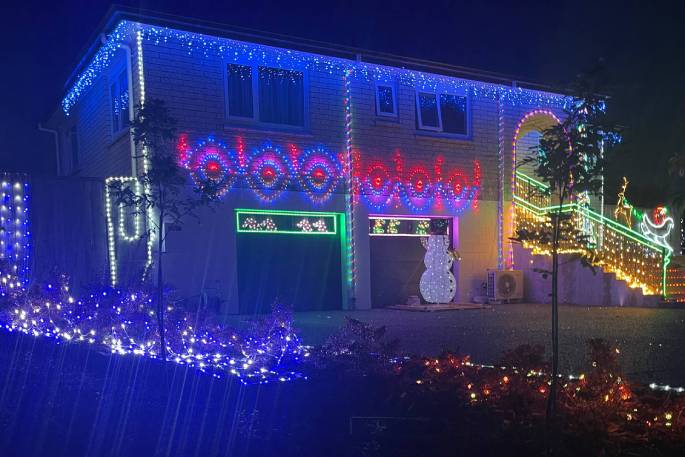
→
(509, 109, 561, 267)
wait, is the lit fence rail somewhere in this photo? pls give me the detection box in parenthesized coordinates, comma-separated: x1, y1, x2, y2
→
(514, 172, 670, 296)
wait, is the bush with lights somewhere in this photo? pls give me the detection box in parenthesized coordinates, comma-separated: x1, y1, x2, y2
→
(0, 270, 308, 385)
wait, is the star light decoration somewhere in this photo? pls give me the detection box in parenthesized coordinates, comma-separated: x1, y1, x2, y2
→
(0, 274, 308, 385)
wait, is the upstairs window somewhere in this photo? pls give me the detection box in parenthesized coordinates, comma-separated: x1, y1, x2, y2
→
(110, 69, 130, 134)
(416, 90, 468, 135)
(226, 63, 305, 127)
(375, 82, 397, 117)
(227, 64, 254, 118)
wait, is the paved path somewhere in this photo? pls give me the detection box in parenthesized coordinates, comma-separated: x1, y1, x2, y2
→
(232, 304, 685, 386)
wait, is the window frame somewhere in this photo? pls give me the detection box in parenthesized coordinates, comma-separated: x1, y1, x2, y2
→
(225, 62, 258, 120)
(224, 61, 309, 130)
(109, 65, 132, 136)
(415, 91, 442, 131)
(415, 88, 470, 137)
(374, 81, 398, 118)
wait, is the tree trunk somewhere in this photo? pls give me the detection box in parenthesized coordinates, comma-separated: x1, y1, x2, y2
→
(546, 201, 563, 455)
(157, 208, 166, 361)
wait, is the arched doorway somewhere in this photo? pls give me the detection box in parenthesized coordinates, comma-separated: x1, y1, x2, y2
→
(509, 110, 561, 267)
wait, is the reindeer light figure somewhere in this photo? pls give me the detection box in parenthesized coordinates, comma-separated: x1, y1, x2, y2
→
(614, 177, 634, 227)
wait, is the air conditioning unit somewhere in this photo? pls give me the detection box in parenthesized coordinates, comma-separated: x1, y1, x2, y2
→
(487, 270, 524, 302)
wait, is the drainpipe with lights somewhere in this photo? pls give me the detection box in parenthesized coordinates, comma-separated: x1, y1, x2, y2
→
(38, 123, 60, 176)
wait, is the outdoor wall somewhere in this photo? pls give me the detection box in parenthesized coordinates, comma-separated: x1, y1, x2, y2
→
(513, 244, 660, 307)
(162, 189, 348, 314)
(50, 20, 574, 313)
(142, 38, 347, 156)
(52, 46, 134, 178)
(132, 33, 568, 310)
(30, 177, 108, 292)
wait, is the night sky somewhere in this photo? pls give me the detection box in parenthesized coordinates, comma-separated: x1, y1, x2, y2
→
(2, 0, 683, 206)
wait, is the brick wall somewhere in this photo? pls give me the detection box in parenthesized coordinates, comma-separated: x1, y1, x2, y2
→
(142, 39, 346, 160)
(349, 78, 499, 201)
(53, 22, 571, 309)
(53, 45, 134, 178)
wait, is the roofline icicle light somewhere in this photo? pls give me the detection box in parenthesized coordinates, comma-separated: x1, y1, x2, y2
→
(62, 21, 568, 117)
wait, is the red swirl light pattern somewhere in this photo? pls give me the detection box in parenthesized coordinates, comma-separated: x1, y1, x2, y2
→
(180, 137, 238, 197)
(403, 164, 433, 211)
(362, 160, 395, 210)
(295, 147, 342, 204)
(246, 146, 292, 202)
(352, 151, 480, 214)
(178, 137, 479, 213)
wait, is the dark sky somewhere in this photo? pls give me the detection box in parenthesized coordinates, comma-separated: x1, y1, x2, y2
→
(2, 0, 683, 205)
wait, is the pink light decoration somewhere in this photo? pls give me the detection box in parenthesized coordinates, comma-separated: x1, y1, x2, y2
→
(246, 145, 292, 202)
(182, 137, 238, 197)
(177, 137, 479, 214)
(510, 109, 562, 267)
(294, 146, 342, 204)
(352, 150, 480, 214)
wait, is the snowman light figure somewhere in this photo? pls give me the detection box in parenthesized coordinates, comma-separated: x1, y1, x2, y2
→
(419, 220, 457, 304)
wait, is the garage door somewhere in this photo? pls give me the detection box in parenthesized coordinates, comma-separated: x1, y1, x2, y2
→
(235, 209, 344, 314)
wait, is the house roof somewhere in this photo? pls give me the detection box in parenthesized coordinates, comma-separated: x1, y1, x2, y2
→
(64, 5, 567, 97)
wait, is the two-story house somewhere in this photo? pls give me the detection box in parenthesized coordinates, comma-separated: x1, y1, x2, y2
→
(46, 8, 574, 314)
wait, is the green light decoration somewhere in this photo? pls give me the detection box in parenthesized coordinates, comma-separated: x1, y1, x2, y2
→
(372, 218, 386, 234)
(514, 171, 671, 297)
(235, 209, 338, 235)
(416, 220, 430, 235)
(368, 216, 447, 237)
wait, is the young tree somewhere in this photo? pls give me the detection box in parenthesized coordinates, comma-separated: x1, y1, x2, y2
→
(668, 152, 685, 206)
(513, 84, 620, 436)
(110, 99, 217, 361)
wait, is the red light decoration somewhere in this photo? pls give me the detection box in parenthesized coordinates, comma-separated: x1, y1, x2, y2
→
(295, 146, 342, 204)
(353, 151, 480, 214)
(361, 160, 395, 210)
(181, 137, 238, 197)
(403, 164, 433, 211)
(653, 206, 666, 226)
(246, 145, 292, 202)
(178, 138, 480, 214)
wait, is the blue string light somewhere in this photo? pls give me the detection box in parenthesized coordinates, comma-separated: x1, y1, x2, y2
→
(0, 174, 30, 295)
(0, 280, 308, 384)
(62, 20, 569, 116)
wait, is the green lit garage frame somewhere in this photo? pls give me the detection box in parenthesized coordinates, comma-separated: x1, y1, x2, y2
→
(235, 208, 339, 235)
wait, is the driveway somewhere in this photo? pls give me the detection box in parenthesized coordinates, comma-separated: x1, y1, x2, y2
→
(274, 304, 685, 386)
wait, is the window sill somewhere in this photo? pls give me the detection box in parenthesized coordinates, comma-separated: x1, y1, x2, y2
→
(223, 120, 313, 138)
(373, 116, 401, 126)
(414, 130, 472, 142)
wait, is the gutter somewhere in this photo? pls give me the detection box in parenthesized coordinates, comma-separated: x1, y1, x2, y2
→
(38, 123, 60, 176)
